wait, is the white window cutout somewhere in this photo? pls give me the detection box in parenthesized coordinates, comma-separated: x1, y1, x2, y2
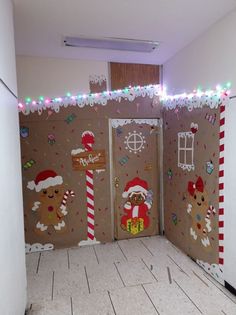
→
(178, 132, 195, 171)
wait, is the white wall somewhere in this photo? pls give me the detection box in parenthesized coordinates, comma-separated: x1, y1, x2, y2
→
(0, 0, 27, 314)
(163, 8, 236, 289)
(163, 9, 236, 96)
(16, 56, 108, 100)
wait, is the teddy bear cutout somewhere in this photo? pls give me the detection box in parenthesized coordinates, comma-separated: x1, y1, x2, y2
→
(121, 177, 152, 235)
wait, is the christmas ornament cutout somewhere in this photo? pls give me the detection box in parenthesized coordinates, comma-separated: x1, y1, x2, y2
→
(172, 213, 178, 225)
(20, 126, 29, 138)
(205, 113, 216, 125)
(121, 177, 152, 235)
(48, 134, 56, 145)
(65, 113, 76, 124)
(23, 159, 36, 170)
(124, 131, 146, 154)
(206, 160, 214, 174)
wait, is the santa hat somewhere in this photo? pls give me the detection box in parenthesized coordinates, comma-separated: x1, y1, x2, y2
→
(27, 170, 63, 192)
(122, 177, 148, 198)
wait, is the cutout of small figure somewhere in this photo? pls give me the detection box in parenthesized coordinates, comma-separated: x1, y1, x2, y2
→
(121, 177, 152, 235)
(187, 176, 216, 248)
(27, 169, 75, 234)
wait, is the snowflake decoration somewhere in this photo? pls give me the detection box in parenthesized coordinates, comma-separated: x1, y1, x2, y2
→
(124, 131, 146, 154)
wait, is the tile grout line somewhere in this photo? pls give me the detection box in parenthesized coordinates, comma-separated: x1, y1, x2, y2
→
(170, 243, 181, 253)
(70, 296, 73, 315)
(167, 254, 189, 277)
(141, 258, 158, 282)
(192, 270, 209, 287)
(84, 266, 91, 294)
(51, 271, 55, 301)
(174, 279, 203, 314)
(167, 266, 172, 284)
(141, 284, 160, 315)
(36, 252, 41, 274)
(93, 245, 100, 264)
(107, 291, 117, 315)
(67, 250, 70, 270)
(117, 242, 128, 261)
(203, 273, 236, 304)
(139, 240, 154, 256)
(113, 262, 126, 287)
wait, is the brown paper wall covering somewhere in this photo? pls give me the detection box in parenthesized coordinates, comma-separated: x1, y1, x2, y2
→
(20, 96, 161, 250)
(163, 105, 220, 266)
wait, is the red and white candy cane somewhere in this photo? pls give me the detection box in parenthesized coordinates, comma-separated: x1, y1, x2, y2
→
(82, 131, 95, 241)
(60, 190, 75, 215)
(205, 205, 216, 220)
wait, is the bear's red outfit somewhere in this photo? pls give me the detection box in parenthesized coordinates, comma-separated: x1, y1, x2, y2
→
(121, 201, 150, 228)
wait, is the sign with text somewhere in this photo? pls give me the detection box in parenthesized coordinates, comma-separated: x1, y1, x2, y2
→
(72, 150, 106, 171)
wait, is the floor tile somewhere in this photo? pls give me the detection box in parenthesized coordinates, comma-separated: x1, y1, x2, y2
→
(86, 262, 124, 293)
(174, 271, 236, 315)
(26, 252, 40, 274)
(27, 271, 53, 304)
(115, 259, 156, 286)
(143, 281, 201, 315)
(29, 297, 71, 315)
(68, 245, 98, 270)
(73, 292, 115, 315)
(109, 285, 158, 315)
(26, 236, 236, 315)
(94, 242, 127, 264)
(38, 249, 69, 273)
(117, 239, 153, 261)
(53, 268, 89, 298)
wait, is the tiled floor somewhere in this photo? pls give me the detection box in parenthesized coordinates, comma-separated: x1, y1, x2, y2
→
(26, 236, 236, 315)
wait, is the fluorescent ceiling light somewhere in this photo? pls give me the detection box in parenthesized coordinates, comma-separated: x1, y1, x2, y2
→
(64, 36, 159, 53)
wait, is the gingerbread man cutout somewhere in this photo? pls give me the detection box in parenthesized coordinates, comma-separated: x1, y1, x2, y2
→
(121, 177, 152, 235)
(27, 170, 75, 234)
(186, 176, 216, 248)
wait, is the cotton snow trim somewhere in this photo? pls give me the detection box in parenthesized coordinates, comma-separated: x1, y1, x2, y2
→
(163, 93, 229, 111)
(19, 84, 162, 115)
(25, 243, 54, 253)
(111, 118, 163, 128)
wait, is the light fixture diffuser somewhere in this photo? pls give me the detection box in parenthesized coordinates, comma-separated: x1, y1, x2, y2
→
(64, 36, 159, 53)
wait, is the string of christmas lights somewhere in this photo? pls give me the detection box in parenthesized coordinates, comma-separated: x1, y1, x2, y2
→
(161, 82, 231, 110)
(18, 84, 162, 115)
(18, 82, 231, 115)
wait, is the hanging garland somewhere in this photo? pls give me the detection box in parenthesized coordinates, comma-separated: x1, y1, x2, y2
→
(18, 83, 231, 115)
(18, 84, 162, 115)
(161, 84, 231, 111)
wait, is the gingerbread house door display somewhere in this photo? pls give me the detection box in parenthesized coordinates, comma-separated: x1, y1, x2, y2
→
(111, 119, 161, 240)
(20, 117, 111, 252)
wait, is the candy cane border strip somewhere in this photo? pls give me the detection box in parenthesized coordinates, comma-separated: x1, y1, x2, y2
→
(219, 104, 225, 268)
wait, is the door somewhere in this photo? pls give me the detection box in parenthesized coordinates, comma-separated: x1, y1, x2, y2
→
(111, 119, 161, 240)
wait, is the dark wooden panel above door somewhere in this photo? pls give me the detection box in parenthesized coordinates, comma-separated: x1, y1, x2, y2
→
(110, 62, 160, 90)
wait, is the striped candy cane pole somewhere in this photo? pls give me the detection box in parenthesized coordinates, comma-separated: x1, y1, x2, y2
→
(219, 103, 226, 268)
(82, 131, 96, 242)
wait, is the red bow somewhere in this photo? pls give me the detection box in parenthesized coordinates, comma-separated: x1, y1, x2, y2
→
(188, 176, 204, 196)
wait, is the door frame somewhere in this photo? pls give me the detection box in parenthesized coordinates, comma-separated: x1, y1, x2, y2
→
(108, 118, 164, 240)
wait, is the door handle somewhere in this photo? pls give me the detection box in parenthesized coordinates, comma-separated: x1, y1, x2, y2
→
(114, 176, 120, 188)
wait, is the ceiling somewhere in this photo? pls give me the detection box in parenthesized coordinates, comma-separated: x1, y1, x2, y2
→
(13, 0, 236, 65)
